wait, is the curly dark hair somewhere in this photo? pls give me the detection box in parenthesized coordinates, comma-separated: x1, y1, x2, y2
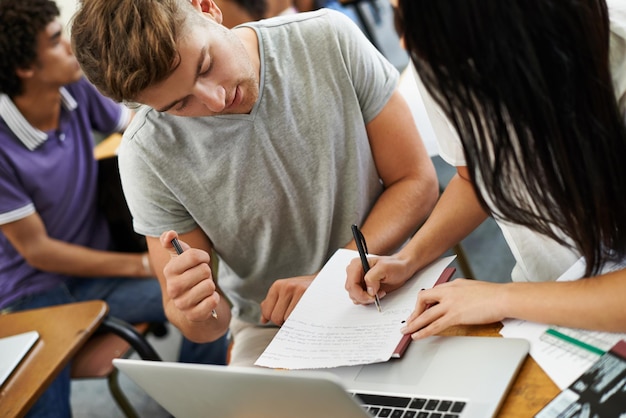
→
(0, 0, 59, 97)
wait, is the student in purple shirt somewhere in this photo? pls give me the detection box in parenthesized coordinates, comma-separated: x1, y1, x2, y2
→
(0, 1, 228, 416)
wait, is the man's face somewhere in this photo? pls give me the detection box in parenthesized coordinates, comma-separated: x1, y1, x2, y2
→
(136, 16, 259, 117)
(29, 19, 83, 87)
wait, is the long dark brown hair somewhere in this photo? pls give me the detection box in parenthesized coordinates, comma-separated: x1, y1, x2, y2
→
(397, 0, 626, 276)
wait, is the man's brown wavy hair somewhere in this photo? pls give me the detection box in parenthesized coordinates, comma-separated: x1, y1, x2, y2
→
(71, 0, 201, 103)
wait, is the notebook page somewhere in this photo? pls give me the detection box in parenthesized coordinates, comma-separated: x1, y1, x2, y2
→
(255, 249, 454, 369)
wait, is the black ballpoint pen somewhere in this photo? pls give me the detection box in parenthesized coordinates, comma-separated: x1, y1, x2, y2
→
(351, 224, 382, 312)
(171, 238, 218, 320)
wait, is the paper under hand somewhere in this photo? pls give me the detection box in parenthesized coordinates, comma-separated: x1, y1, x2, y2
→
(255, 249, 455, 369)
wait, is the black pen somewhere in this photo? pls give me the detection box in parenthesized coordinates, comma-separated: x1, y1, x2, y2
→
(351, 224, 382, 312)
(170, 238, 218, 320)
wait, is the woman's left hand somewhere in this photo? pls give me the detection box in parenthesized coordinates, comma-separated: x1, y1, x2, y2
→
(401, 279, 508, 339)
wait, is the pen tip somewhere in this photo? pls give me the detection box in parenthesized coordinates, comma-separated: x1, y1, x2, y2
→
(374, 295, 382, 312)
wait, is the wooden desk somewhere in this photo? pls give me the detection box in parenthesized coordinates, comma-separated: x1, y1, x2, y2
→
(441, 323, 559, 417)
(0, 301, 108, 418)
(94, 132, 122, 160)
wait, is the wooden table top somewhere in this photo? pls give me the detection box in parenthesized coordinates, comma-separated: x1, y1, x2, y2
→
(0, 301, 108, 418)
(94, 132, 122, 161)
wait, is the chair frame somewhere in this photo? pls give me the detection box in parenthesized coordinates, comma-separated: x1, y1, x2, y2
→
(72, 316, 163, 418)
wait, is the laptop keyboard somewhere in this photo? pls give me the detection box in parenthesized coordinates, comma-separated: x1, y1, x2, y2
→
(351, 392, 466, 418)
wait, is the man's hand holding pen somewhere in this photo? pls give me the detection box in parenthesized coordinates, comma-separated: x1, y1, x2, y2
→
(160, 232, 221, 323)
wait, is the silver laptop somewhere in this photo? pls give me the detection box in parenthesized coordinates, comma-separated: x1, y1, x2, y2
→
(0, 330, 39, 388)
(114, 335, 529, 418)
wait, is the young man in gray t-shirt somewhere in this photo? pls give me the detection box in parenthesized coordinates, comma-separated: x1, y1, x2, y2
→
(71, 0, 439, 365)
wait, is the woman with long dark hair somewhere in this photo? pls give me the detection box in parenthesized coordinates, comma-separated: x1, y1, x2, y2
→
(347, 0, 626, 337)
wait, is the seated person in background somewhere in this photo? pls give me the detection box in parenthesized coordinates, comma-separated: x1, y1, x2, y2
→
(213, 0, 268, 28)
(0, 1, 228, 416)
(347, 0, 626, 336)
(70, 0, 438, 367)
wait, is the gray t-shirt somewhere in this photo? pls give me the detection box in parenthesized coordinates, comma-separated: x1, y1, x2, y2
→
(119, 9, 398, 322)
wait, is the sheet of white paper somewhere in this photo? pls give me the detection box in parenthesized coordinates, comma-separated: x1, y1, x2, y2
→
(255, 249, 455, 369)
(500, 257, 626, 389)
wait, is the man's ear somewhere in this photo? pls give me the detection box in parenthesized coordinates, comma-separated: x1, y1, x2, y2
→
(15, 66, 35, 81)
(190, 0, 223, 25)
